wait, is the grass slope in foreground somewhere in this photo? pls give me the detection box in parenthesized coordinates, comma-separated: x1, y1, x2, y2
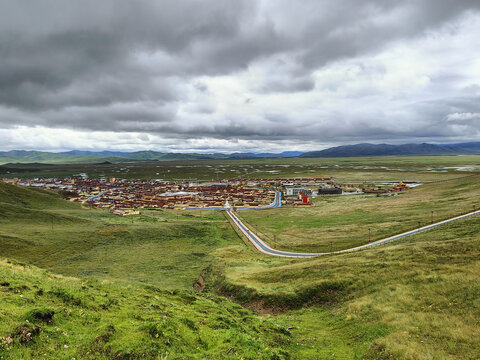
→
(2, 173, 480, 358)
(217, 215, 480, 359)
(0, 182, 380, 358)
(0, 259, 295, 359)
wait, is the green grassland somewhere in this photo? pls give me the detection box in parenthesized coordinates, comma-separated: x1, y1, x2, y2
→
(217, 216, 480, 359)
(0, 259, 296, 359)
(239, 174, 480, 252)
(0, 181, 239, 289)
(1, 156, 480, 359)
(0, 179, 373, 358)
(0, 150, 232, 165)
(2, 155, 480, 181)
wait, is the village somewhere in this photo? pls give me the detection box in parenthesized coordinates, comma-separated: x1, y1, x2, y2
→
(2, 175, 410, 215)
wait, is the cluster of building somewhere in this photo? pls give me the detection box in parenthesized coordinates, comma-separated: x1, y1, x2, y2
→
(3, 176, 278, 212)
(361, 181, 410, 194)
(282, 180, 411, 204)
(2, 175, 411, 214)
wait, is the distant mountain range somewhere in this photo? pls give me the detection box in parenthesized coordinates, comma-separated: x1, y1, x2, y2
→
(60, 150, 303, 159)
(0, 150, 303, 165)
(300, 142, 480, 157)
(0, 143, 479, 165)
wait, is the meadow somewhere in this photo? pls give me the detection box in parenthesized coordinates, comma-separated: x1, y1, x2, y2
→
(0, 182, 238, 289)
(216, 216, 480, 359)
(2, 155, 480, 181)
(0, 259, 295, 359)
(239, 173, 480, 252)
(1, 155, 480, 359)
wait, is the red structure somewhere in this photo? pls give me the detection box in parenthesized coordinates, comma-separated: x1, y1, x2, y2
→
(302, 193, 309, 204)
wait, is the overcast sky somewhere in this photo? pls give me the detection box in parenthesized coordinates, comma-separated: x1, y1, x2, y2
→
(1, 0, 480, 153)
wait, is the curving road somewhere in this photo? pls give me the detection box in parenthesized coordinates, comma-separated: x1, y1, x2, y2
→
(333, 209, 480, 255)
(226, 191, 480, 258)
(227, 208, 317, 258)
(236, 190, 282, 210)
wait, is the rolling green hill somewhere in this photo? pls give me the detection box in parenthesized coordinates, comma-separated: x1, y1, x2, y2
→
(217, 209, 480, 359)
(0, 181, 388, 358)
(2, 142, 480, 166)
(0, 259, 294, 359)
(2, 170, 480, 359)
(0, 150, 103, 165)
(0, 181, 376, 359)
(0, 150, 298, 165)
(0, 182, 240, 289)
(0, 182, 294, 359)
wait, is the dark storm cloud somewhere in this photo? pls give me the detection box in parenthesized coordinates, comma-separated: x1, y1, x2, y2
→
(45, 102, 176, 132)
(0, 0, 257, 111)
(0, 0, 479, 149)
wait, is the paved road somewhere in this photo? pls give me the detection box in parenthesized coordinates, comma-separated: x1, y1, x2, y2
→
(190, 190, 479, 257)
(226, 208, 317, 258)
(333, 209, 480, 255)
(236, 190, 282, 210)
(227, 193, 480, 257)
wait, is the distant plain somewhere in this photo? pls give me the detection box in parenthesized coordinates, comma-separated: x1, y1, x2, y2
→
(1, 155, 480, 359)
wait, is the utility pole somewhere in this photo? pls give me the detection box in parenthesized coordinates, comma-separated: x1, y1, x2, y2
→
(274, 234, 276, 249)
(418, 221, 421, 231)
(431, 210, 434, 224)
(368, 228, 371, 242)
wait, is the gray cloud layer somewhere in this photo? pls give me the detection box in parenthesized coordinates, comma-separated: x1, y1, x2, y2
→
(1, 0, 480, 151)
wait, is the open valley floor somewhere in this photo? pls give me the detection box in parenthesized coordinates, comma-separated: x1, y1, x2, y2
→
(1, 156, 480, 359)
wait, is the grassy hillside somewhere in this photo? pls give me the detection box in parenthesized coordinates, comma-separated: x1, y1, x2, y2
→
(0, 182, 379, 358)
(0, 150, 104, 165)
(0, 182, 240, 289)
(0, 259, 295, 359)
(300, 143, 472, 157)
(216, 216, 480, 359)
(240, 174, 480, 252)
(2, 170, 480, 359)
(0, 150, 231, 165)
(0, 181, 79, 210)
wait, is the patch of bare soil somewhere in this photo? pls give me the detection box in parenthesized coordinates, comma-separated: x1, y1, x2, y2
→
(193, 269, 207, 292)
(13, 323, 42, 343)
(244, 299, 289, 316)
